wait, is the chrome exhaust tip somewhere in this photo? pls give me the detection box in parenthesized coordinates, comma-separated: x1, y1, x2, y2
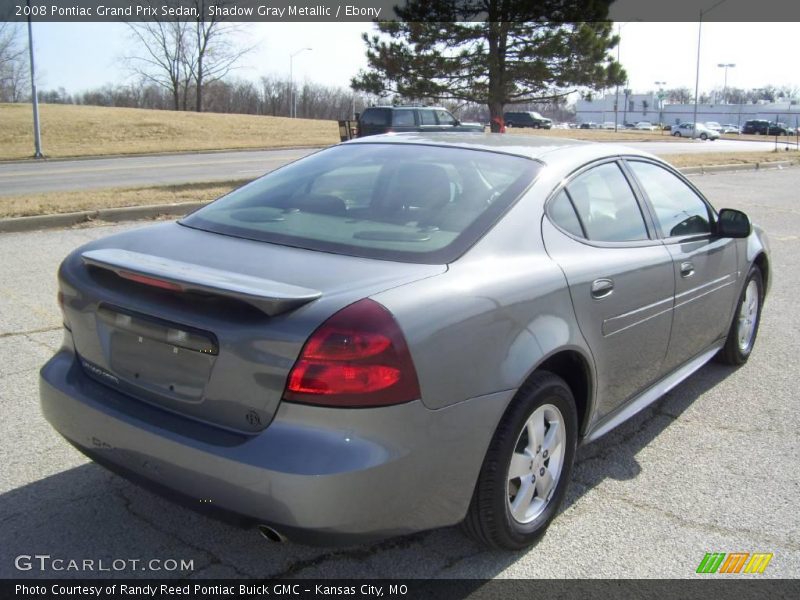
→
(257, 524, 286, 543)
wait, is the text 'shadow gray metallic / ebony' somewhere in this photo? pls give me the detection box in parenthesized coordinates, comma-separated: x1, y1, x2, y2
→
(40, 133, 770, 549)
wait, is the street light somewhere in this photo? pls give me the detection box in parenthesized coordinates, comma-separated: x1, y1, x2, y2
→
(654, 81, 667, 131)
(613, 22, 630, 133)
(692, 0, 730, 139)
(26, 0, 43, 158)
(717, 63, 735, 104)
(289, 47, 312, 118)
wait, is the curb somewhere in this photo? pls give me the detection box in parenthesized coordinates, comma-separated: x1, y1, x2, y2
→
(0, 160, 797, 234)
(0, 145, 328, 166)
(0, 202, 206, 234)
(681, 160, 795, 175)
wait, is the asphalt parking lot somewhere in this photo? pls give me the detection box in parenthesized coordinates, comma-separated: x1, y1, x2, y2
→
(1, 167, 798, 579)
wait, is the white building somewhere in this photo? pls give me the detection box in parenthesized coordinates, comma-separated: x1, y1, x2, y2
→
(576, 95, 800, 128)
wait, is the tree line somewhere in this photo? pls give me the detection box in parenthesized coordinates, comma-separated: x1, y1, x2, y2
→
(32, 76, 374, 121)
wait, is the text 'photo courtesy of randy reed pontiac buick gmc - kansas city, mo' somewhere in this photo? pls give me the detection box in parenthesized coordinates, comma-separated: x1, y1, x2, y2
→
(40, 133, 770, 549)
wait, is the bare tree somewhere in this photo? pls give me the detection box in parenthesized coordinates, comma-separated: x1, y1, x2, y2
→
(125, 19, 193, 111)
(187, 1, 254, 112)
(0, 23, 26, 102)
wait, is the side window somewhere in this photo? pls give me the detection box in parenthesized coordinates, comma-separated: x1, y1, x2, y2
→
(435, 110, 456, 126)
(392, 110, 416, 126)
(627, 161, 712, 237)
(419, 110, 437, 125)
(549, 190, 584, 238)
(565, 163, 649, 242)
(360, 109, 389, 126)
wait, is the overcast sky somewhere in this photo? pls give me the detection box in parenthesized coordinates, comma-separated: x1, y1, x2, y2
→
(24, 22, 800, 98)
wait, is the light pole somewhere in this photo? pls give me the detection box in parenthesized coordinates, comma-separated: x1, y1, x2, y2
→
(289, 47, 312, 118)
(692, 0, 730, 139)
(655, 81, 667, 131)
(613, 22, 629, 133)
(26, 0, 43, 158)
(717, 63, 735, 104)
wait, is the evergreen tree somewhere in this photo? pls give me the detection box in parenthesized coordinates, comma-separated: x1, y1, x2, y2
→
(352, 0, 625, 131)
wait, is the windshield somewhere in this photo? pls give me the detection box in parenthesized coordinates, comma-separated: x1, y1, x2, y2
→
(181, 143, 540, 264)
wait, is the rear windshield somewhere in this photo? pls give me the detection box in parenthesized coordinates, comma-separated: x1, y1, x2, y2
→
(360, 109, 389, 126)
(181, 143, 539, 263)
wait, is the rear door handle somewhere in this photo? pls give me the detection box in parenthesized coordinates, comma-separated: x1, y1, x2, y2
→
(591, 278, 614, 299)
(680, 261, 695, 278)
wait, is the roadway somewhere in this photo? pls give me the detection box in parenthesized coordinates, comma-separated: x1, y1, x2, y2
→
(0, 138, 793, 197)
(0, 168, 797, 578)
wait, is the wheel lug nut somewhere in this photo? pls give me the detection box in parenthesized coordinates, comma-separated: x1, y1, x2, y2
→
(536, 445, 541, 454)
(539, 467, 545, 476)
(543, 450, 549, 459)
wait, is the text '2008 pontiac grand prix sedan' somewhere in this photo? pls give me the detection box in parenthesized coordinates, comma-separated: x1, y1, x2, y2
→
(40, 133, 769, 549)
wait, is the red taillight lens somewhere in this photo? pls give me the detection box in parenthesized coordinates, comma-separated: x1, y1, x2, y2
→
(283, 299, 421, 407)
(118, 271, 184, 292)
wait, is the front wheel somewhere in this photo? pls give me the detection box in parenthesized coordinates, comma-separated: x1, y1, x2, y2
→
(673, 131, 681, 137)
(700, 132, 708, 140)
(717, 266, 763, 365)
(462, 371, 577, 549)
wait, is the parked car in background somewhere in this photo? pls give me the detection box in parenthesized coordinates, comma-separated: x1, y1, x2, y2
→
(503, 111, 553, 129)
(704, 122, 723, 132)
(552, 122, 572, 130)
(768, 122, 795, 136)
(741, 119, 771, 135)
(41, 133, 770, 550)
(635, 121, 657, 131)
(671, 122, 720, 140)
(356, 106, 484, 137)
(602, 122, 616, 130)
(579, 122, 599, 129)
(720, 124, 741, 134)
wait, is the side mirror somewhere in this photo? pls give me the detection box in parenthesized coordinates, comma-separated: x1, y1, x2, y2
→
(717, 208, 751, 238)
(453, 119, 460, 126)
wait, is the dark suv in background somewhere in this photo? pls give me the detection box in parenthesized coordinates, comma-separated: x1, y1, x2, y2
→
(503, 111, 553, 129)
(356, 106, 484, 137)
(742, 119, 795, 135)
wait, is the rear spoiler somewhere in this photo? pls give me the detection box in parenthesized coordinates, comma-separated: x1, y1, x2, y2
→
(82, 249, 321, 316)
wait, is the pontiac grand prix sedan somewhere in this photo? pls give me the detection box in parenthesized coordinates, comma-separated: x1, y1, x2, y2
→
(41, 133, 769, 549)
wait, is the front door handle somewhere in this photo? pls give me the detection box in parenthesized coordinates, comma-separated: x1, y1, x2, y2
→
(680, 261, 695, 278)
(591, 278, 614, 299)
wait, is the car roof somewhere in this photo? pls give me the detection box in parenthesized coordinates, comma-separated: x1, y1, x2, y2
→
(344, 132, 660, 164)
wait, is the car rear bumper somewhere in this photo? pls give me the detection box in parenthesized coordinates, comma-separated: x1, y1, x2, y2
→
(40, 343, 510, 544)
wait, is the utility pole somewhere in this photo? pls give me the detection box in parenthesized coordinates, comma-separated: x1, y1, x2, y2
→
(26, 0, 43, 158)
(692, 0, 730, 139)
(289, 47, 312, 118)
(717, 63, 735, 103)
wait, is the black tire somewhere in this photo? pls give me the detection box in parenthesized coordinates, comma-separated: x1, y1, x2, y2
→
(673, 131, 680, 137)
(505, 122, 514, 128)
(462, 371, 578, 550)
(700, 132, 708, 140)
(717, 266, 764, 366)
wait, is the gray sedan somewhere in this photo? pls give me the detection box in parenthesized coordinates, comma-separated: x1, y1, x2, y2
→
(40, 133, 769, 550)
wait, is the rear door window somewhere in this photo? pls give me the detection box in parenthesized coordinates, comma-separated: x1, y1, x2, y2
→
(565, 163, 649, 242)
(392, 110, 416, 126)
(419, 110, 437, 125)
(435, 110, 456, 126)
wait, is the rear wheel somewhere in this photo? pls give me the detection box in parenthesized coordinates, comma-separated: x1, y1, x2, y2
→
(506, 122, 514, 128)
(463, 371, 577, 549)
(700, 132, 708, 140)
(673, 131, 681, 137)
(717, 266, 763, 365)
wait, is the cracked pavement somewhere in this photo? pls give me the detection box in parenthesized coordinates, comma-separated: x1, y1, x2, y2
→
(1, 169, 798, 579)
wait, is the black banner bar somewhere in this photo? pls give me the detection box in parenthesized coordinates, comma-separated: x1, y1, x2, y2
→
(2, 0, 800, 23)
(3, 579, 800, 600)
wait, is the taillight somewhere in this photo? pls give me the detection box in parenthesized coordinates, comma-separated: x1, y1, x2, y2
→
(283, 299, 421, 407)
(118, 271, 184, 292)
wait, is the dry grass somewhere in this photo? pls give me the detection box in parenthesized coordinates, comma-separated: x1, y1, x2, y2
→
(0, 180, 245, 218)
(663, 149, 800, 168)
(0, 103, 340, 160)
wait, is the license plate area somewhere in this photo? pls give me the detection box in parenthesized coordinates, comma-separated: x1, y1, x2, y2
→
(97, 305, 217, 402)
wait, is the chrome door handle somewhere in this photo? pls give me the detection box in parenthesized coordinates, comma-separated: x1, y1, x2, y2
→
(680, 261, 695, 278)
(591, 278, 614, 299)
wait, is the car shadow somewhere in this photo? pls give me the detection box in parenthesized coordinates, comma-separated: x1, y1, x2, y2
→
(0, 361, 736, 580)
